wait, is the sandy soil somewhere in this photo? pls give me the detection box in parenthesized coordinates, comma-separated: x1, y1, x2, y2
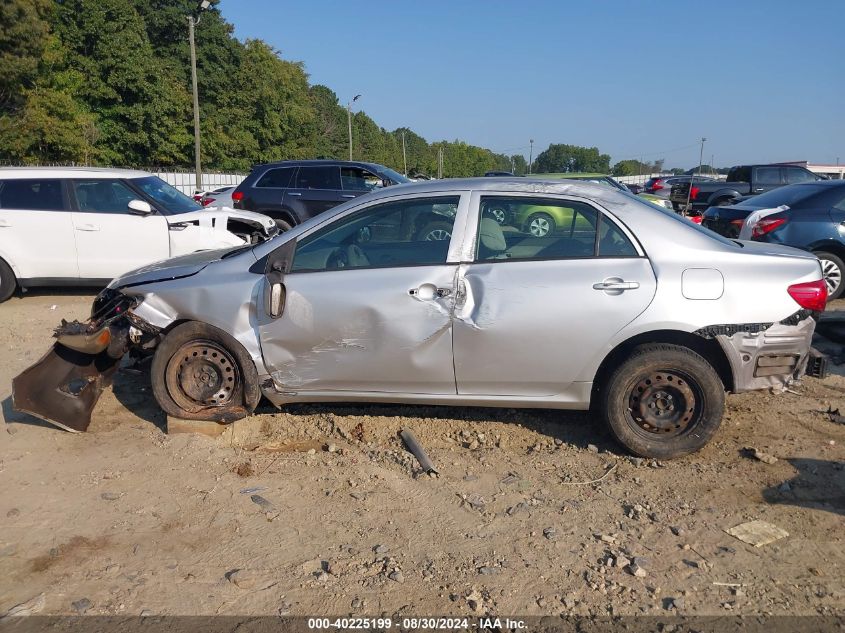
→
(0, 290, 843, 618)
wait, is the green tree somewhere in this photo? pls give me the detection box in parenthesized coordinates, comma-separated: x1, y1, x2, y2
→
(534, 143, 611, 174)
(0, 0, 52, 113)
(612, 159, 651, 176)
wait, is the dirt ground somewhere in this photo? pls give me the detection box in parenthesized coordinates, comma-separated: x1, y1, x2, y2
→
(1, 290, 843, 618)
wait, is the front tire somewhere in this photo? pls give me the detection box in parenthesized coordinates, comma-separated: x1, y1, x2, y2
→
(815, 251, 844, 301)
(600, 344, 725, 459)
(0, 258, 16, 303)
(151, 322, 260, 422)
(417, 220, 453, 241)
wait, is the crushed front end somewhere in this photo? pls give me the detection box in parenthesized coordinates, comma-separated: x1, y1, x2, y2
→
(12, 290, 160, 432)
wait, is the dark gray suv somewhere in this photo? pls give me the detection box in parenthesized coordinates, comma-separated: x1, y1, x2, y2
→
(232, 160, 409, 230)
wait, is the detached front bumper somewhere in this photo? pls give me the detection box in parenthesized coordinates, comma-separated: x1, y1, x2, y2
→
(12, 310, 159, 432)
(710, 314, 826, 393)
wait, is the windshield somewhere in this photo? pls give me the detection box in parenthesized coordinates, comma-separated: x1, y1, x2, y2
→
(377, 166, 411, 184)
(741, 183, 828, 209)
(131, 176, 203, 214)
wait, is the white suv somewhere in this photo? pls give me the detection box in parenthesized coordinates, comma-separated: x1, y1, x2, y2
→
(0, 168, 276, 302)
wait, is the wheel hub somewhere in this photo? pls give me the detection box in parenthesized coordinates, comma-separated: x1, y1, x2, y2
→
(165, 341, 238, 410)
(628, 372, 696, 436)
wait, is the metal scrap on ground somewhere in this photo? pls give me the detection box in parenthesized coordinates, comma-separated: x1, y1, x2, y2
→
(399, 428, 438, 474)
(725, 520, 789, 547)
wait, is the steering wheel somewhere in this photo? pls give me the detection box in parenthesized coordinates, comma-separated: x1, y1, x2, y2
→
(327, 245, 370, 269)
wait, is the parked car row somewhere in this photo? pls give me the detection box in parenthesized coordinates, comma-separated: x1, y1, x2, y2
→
(0, 168, 278, 303)
(13, 177, 828, 460)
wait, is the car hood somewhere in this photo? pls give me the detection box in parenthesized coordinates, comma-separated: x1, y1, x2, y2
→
(107, 246, 245, 289)
(167, 207, 277, 235)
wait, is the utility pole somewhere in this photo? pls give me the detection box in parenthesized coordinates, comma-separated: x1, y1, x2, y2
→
(347, 94, 361, 161)
(685, 137, 706, 214)
(401, 131, 407, 176)
(437, 147, 443, 179)
(187, 1, 210, 193)
(528, 139, 534, 174)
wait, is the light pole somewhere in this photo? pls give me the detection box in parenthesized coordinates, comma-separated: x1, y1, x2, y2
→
(528, 139, 534, 174)
(685, 137, 706, 214)
(347, 94, 361, 161)
(187, 0, 210, 194)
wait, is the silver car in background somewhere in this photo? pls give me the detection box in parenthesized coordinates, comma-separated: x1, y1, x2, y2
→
(14, 179, 828, 458)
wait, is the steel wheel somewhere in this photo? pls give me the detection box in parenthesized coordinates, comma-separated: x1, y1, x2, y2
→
(424, 228, 451, 241)
(627, 371, 700, 438)
(527, 213, 554, 237)
(164, 340, 240, 412)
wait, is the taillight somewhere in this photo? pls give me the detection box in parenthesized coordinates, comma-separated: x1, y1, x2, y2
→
(652, 179, 664, 191)
(787, 279, 827, 311)
(751, 217, 786, 238)
(201, 197, 214, 206)
(690, 186, 700, 200)
(232, 191, 244, 202)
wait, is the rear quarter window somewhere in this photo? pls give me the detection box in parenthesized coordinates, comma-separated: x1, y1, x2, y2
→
(255, 167, 295, 188)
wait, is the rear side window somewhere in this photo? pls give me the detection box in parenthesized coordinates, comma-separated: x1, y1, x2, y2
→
(0, 179, 64, 210)
(255, 167, 295, 188)
(475, 196, 637, 262)
(755, 167, 782, 185)
(294, 166, 341, 190)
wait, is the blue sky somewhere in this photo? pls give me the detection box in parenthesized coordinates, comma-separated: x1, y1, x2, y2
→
(219, 0, 844, 169)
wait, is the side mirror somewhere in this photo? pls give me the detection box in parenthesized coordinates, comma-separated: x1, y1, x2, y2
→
(266, 268, 286, 319)
(128, 199, 154, 215)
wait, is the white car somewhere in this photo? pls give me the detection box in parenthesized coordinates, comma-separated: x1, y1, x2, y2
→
(200, 185, 237, 208)
(0, 168, 276, 302)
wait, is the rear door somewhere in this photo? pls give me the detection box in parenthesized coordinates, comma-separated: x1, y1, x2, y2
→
(70, 179, 169, 280)
(249, 166, 296, 214)
(0, 178, 78, 280)
(452, 192, 657, 398)
(282, 165, 343, 222)
(752, 166, 784, 194)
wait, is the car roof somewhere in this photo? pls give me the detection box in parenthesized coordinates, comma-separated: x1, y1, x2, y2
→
(0, 166, 152, 179)
(254, 159, 387, 171)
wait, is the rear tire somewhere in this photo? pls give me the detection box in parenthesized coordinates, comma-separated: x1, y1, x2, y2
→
(600, 344, 725, 459)
(151, 322, 260, 422)
(815, 251, 845, 301)
(0, 258, 16, 303)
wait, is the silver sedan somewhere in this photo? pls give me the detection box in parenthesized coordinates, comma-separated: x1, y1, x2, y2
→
(14, 179, 829, 458)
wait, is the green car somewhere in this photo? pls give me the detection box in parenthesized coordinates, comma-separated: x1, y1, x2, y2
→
(480, 173, 668, 237)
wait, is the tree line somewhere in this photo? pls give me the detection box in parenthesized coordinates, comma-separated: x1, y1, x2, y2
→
(0, 0, 698, 178)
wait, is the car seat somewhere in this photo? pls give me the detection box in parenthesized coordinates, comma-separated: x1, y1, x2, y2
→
(477, 217, 507, 260)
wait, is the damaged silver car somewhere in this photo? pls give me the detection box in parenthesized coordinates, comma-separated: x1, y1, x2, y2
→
(13, 178, 829, 458)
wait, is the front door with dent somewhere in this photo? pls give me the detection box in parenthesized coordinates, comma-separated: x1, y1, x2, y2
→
(453, 193, 657, 397)
(258, 194, 467, 394)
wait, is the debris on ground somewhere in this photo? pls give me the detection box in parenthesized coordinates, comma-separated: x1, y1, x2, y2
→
(399, 428, 438, 474)
(725, 520, 789, 547)
(743, 447, 778, 464)
(250, 494, 280, 521)
(826, 406, 845, 425)
(71, 598, 92, 615)
(1, 593, 46, 619)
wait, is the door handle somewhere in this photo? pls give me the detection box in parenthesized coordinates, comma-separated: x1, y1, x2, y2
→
(76, 224, 99, 232)
(287, 192, 302, 196)
(409, 283, 451, 300)
(341, 194, 356, 198)
(593, 280, 639, 291)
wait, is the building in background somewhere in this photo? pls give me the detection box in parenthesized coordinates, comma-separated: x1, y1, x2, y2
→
(777, 161, 844, 179)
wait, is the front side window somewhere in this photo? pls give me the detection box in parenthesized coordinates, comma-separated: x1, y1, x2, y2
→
(756, 167, 782, 185)
(256, 167, 295, 188)
(131, 176, 202, 214)
(291, 196, 460, 272)
(341, 167, 383, 191)
(0, 179, 64, 211)
(785, 167, 817, 184)
(73, 180, 139, 213)
(475, 196, 637, 262)
(294, 166, 341, 190)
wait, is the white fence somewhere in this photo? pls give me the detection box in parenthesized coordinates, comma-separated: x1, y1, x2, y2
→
(154, 171, 247, 195)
